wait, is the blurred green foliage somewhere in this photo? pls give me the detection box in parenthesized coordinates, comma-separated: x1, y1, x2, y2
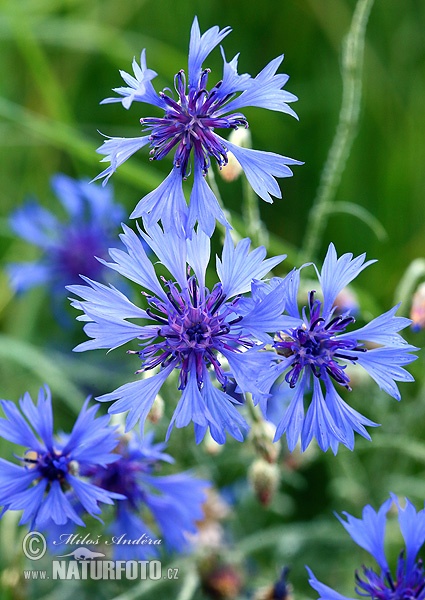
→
(0, 0, 425, 598)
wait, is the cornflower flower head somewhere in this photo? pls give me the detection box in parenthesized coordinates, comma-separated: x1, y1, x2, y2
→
(68, 222, 289, 444)
(94, 16, 302, 236)
(83, 431, 210, 560)
(308, 495, 425, 600)
(257, 243, 418, 454)
(0, 385, 123, 530)
(253, 566, 292, 600)
(7, 173, 125, 297)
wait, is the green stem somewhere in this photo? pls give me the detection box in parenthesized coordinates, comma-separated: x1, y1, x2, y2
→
(176, 568, 200, 600)
(242, 174, 269, 248)
(393, 258, 425, 313)
(207, 169, 235, 242)
(301, 0, 374, 261)
(4, 2, 72, 125)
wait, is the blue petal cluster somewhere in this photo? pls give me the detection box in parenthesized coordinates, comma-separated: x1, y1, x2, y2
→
(94, 17, 302, 236)
(68, 222, 288, 444)
(308, 495, 425, 600)
(83, 431, 210, 560)
(0, 386, 123, 530)
(257, 244, 418, 453)
(7, 174, 125, 297)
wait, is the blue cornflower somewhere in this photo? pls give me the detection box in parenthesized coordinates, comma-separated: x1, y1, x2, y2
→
(7, 173, 125, 297)
(83, 431, 210, 560)
(0, 385, 123, 530)
(257, 243, 418, 453)
(308, 495, 425, 600)
(94, 16, 302, 236)
(68, 222, 289, 444)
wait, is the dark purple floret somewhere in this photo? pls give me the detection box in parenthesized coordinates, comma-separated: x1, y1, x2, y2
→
(0, 388, 123, 531)
(355, 553, 425, 600)
(141, 68, 248, 178)
(131, 276, 252, 391)
(307, 497, 425, 600)
(53, 225, 110, 284)
(272, 566, 292, 600)
(7, 174, 125, 299)
(23, 450, 71, 483)
(274, 291, 365, 390)
(84, 438, 152, 510)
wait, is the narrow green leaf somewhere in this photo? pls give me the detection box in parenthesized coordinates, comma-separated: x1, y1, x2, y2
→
(325, 201, 388, 241)
(0, 334, 83, 412)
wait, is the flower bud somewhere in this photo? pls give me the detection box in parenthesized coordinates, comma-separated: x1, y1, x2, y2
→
(411, 281, 425, 332)
(190, 489, 230, 550)
(248, 458, 280, 505)
(147, 394, 164, 423)
(219, 128, 252, 182)
(333, 286, 359, 316)
(249, 420, 281, 463)
(202, 563, 243, 599)
(203, 431, 224, 456)
(1, 568, 20, 592)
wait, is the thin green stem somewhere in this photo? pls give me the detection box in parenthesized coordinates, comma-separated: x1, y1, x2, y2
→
(242, 174, 269, 248)
(301, 0, 374, 261)
(207, 169, 235, 242)
(245, 393, 264, 425)
(3, 1, 72, 124)
(393, 258, 425, 312)
(176, 568, 200, 600)
(232, 128, 269, 247)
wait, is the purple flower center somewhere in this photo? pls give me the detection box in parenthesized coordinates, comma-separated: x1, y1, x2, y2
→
(274, 291, 365, 389)
(84, 439, 154, 509)
(96, 461, 146, 508)
(141, 69, 248, 178)
(133, 276, 250, 390)
(355, 554, 425, 600)
(23, 450, 70, 482)
(53, 225, 109, 284)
